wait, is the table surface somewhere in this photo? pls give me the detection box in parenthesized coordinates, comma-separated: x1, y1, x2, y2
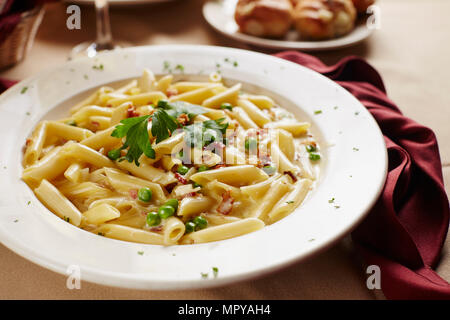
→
(0, 0, 449, 299)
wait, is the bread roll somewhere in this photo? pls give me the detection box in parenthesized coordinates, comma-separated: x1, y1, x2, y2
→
(235, 0, 293, 38)
(292, 0, 356, 40)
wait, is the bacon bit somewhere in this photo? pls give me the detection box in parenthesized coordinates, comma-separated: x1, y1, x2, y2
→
(217, 191, 234, 215)
(213, 164, 227, 170)
(25, 138, 32, 146)
(129, 189, 138, 199)
(165, 182, 177, 193)
(166, 88, 178, 97)
(174, 172, 188, 184)
(181, 192, 197, 199)
(284, 171, 298, 182)
(106, 104, 112, 108)
(91, 121, 100, 128)
(177, 113, 189, 126)
(127, 106, 140, 118)
(150, 225, 163, 232)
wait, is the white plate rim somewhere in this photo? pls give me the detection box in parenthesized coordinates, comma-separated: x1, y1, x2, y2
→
(0, 45, 387, 290)
(202, 0, 374, 51)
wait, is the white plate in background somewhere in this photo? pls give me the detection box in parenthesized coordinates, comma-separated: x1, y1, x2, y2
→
(0, 45, 386, 290)
(203, 0, 374, 51)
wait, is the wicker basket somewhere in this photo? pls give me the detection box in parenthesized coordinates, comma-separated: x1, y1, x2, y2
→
(0, 5, 45, 69)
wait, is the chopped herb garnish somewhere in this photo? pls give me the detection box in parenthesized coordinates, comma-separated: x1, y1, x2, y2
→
(334, 106, 339, 110)
(27, 201, 31, 205)
(175, 64, 184, 73)
(262, 165, 276, 175)
(65, 120, 77, 126)
(83, 74, 89, 80)
(328, 198, 335, 203)
(92, 64, 104, 70)
(309, 153, 321, 161)
(20, 87, 28, 94)
(201, 272, 209, 279)
(233, 61, 238, 67)
(334, 205, 341, 209)
(305, 144, 316, 153)
(286, 200, 294, 204)
(163, 61, 171, 73)
(212, 267, 219, 277)
(14, 219, 18, 223)
(314, 110, 322, 115)
(353, 147, 359, 151)
(137, 251, 144, 255)
(355, 111, 360, 116)
(111, 115, 155, 166)
(26, 112, 30, 116)
(308, 238, 315, 242)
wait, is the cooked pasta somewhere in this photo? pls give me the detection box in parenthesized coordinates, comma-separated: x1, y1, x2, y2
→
(22, 69, 321, 245)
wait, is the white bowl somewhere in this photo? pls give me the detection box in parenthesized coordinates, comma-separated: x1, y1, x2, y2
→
(0, 45, 387, 290)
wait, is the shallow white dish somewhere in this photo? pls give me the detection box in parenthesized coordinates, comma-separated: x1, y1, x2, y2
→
(0, 45, 386, 290)
(203, 0, 374, 51)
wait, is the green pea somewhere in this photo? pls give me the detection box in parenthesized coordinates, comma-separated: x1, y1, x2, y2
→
(164, 199, 179, 211)
(197, 165, 209, 172)
(192, 182, 202, 188)
(138, 187, 152, 202)
(158, 205, 175, 219)
(177, 165, 189, 175)
(245, 138, 257, 151)
(146, 212, 161, 227)
(107, 149, 121, 160)
(220, 103, 233, 111)
(193, 216, 208, 230)
(185, 221, 196, 233)
(309, 153, 321, 161)
(262, 165, 276, 175)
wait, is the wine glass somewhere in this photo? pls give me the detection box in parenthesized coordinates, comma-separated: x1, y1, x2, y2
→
(70, 0, 126, 59)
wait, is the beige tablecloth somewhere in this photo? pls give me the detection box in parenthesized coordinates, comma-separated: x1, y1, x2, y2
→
(0, 0, 449, 299)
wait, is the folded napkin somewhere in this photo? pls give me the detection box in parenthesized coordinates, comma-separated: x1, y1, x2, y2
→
(275, 51, 450, 300)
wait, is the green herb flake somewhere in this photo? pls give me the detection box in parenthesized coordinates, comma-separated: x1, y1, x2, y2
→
(286, 200, 294, 204)
(233, 61, 238, 67)
(308, 238, 315, 242)
(14, 219, 18, 223)
(26, 112, 30, 116)
(334, 106, 339, 110)
(163, 61, 171, 73)
(334, 205, 341, 209)
(353, 147, 359, 152)
(355, 111, 360, 116)
(137, 251, 144, 256)
(92, 64, 104, 70)
(328, 198, 335, 204)
(201, 272, 209, 279)
(83, 74, 89, 80)
(27, 201, 31, 205)
(175, 64, 185, 73)
(212, 267, 219, 277)
(314, 110, 322, 115)
(20, 87, 28, 94)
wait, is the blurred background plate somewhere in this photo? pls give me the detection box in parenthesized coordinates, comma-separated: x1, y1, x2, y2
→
(67, 0, 177, 5)
(203, 0, 374, 51)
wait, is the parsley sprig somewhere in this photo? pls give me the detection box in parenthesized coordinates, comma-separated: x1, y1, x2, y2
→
(184, 118, 228, 148)
(110, 100, 209, 166)
(111, 115, 155, 166)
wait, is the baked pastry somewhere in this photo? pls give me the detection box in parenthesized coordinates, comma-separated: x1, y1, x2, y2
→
(292, 0, 357, 40)
(351, 0, 375, 14)
(235, 0, 294, 38)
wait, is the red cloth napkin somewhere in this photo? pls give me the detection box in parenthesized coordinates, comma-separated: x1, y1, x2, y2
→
(275, 51, 450, 300)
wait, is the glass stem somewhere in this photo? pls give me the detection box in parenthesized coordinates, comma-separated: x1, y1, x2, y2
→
(94, 0, 114, 50)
